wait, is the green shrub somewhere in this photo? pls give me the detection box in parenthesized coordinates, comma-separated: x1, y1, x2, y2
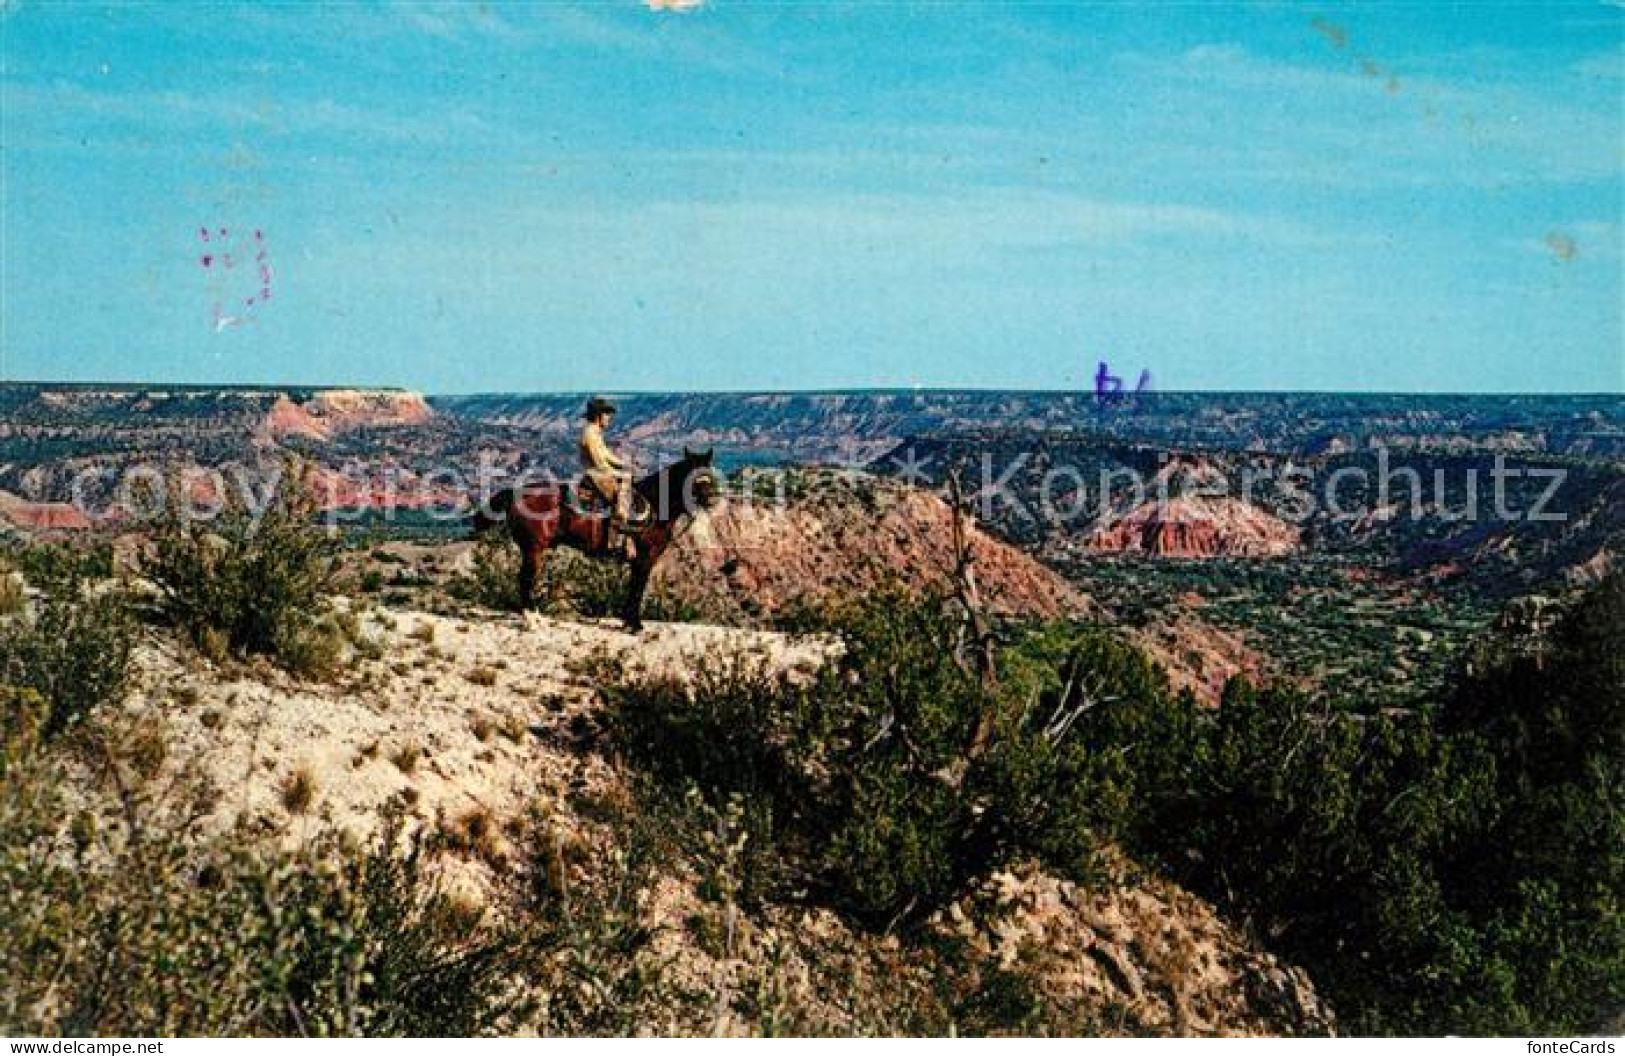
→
(0, 555, 134, 738)
(510, 798, 669, 1035)
(606, 591, 1166, 927)
(1112, 572, 1625, 1035)
(451, 533, 522, 612)
(143, 460, 341, 676)
(612, 573, 1624, 1033)
(2, 540, 114, 585)
(546, 550, 628, 618)
(1429, 572, 1624, 1033)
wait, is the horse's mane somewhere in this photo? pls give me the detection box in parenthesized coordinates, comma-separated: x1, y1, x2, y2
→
(633, 453, 686, 499)
(632, 452, 704, 517)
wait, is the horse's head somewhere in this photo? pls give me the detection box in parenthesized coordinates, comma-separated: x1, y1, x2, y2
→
(682, 446, 720, 510)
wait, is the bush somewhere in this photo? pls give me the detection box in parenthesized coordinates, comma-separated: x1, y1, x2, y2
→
(0, 553, 134, 738)
(1113, 572, 1625, 1034)
(509, 798, 670, 1035)
(1131, 680, 1493, 1032)
(452, 533, 521, 612)
(143, 461, 342, 676)
(2, 540, 114, 585)
(546, 550, 629, 619)
(606, 590, 1168, 927)
(611, 574, 1625, 1033)
(1430, 572, 1624, 1032)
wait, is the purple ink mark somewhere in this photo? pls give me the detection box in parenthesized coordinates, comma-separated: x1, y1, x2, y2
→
(1095, 361, 1123, 403)
(1094, 359, 1153, 409)
(199, 223, 274, 332)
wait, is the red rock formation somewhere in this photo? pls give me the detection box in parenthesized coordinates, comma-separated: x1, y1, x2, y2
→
(654, 472, 1090, 622)
(1132, 615, 1278, 705)
(1086, 496, 1299, 558)
(263, 390, 434, 441)
(264, 397, 329, 441)
(0, 500, 93, 531)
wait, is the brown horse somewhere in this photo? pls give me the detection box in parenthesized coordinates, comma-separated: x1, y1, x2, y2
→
(471, 448, 719, 632)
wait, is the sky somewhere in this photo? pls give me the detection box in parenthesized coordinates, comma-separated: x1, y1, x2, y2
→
(1, 0, 1621, 394)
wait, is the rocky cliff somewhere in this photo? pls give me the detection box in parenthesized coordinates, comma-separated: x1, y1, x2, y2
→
(653, 469, 1091, 623)
(263, 389, 435, 441)
(1086, 496, 1299, 558)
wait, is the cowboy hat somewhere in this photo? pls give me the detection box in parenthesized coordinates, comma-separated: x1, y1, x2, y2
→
(583, 396, 618, 419)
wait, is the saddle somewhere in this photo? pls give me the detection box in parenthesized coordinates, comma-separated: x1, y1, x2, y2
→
(569, 478, 652, 527)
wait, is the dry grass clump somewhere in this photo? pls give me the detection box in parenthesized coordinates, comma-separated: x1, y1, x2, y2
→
(280, 767, 317, 815)
(438, 807, 506, 870)
(498, 714, 528, 743)
(390, 742, 422, 775)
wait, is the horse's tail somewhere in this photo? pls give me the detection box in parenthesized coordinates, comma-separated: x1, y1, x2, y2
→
(469, 487, 514, 538)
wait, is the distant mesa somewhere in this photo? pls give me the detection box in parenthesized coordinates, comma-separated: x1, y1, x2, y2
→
(263, 389, 433, 441)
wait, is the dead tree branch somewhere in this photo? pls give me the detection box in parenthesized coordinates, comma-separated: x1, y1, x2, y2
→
(946, 465, 1000, 760)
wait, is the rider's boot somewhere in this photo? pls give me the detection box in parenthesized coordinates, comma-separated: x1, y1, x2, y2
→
(612, 487, 638, 560)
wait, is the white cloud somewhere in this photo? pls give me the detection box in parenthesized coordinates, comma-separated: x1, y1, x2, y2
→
(2, 78, 512, 151)
(382, 1, 522, 40)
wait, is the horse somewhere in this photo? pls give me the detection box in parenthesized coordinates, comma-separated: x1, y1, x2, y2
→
(471, 448, 719, 632)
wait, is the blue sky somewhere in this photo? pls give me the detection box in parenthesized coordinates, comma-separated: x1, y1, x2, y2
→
(1, 1, 1621, 394)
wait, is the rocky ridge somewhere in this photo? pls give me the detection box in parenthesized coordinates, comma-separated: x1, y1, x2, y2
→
(92, 601, 1331, 1036)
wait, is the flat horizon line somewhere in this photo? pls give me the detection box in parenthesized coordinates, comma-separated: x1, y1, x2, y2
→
(2, 380, 1622, 400)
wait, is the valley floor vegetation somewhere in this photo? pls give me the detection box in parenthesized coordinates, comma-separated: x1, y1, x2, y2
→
(0, 505, 1619, 1035)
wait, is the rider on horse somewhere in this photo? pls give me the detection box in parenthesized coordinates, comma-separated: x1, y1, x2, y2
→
(579, 396, 639, 559)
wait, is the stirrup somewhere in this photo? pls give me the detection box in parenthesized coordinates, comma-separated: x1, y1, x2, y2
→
(606, 526, 637, 558)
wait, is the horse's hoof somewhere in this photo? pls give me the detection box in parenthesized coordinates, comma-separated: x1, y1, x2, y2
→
(521, 610, 542, 631)
(622, 621, 644, 635)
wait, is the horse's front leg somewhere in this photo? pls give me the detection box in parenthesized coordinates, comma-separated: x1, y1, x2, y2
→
(622, 552, 651, 633)
(517, 543, 548, 612)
